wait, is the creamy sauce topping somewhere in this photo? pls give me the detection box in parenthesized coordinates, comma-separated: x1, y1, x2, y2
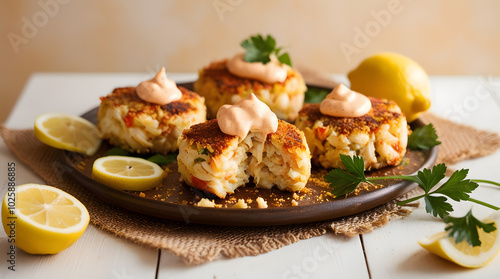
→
(136, 67, 182, 105)
(319, 83, 372, 117)
(217, 93, 278, 140)
(226, 53, 288, 84)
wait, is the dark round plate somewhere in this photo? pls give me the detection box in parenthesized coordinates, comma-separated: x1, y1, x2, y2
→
(64, 83, 437, 226)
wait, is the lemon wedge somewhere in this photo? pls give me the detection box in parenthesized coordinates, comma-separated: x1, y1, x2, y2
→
(418, 212, 500, 268)
(1, 184, 90, 254)
(92, 156, 164, 191)
(34, 113, 102, 156)
(348, 52, 431, 122)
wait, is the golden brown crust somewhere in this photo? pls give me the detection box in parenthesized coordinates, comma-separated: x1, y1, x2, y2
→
(182, 119, 307, 156)
(268, 120, 307, 151)
(197, 59, 300, 95)
(100, 86, 201, 117)
(297, 97, 403, 135)
(182, 119, 236, 156)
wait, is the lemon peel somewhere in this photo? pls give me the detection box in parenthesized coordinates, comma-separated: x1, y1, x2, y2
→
(348, 52, 431, 122)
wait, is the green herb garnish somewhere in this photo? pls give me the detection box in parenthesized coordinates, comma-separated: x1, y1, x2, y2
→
(325, 154, 500, 246)
(194, 157, 206, 163)
(304, 88, 330, 104)
(103, 147, 176, 165)
(196, 148, 210, 163)
(241, 34, 292, 66)
(146, 153, 178, 165)
(324, 155, 367, 197)
(445, 210, 497, 247)
(103, 147, 132, 157)
(199, 148, 211, 155)
(408, 123, 441, 150)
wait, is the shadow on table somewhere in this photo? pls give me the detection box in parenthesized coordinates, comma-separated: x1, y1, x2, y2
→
(396, 249, 478, 276)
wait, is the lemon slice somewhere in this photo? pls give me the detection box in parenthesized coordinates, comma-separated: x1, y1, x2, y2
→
(418, 212, 500, 268)
(34, 113, 102, 156)
(92, 156, 164, 191)
(1, 184, 90, 254)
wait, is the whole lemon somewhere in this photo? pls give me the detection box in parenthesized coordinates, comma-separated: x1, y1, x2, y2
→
(348, 52, 431, 122)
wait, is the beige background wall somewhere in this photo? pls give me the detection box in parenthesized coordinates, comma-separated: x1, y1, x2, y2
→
(2, 0, 500, 123)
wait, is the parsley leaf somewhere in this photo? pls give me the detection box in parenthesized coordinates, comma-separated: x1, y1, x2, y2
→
(325, 154, 369, 198)
(408, 123, 441, 150)
(434, 169, 478, 202)
(326, 168, 367, 198)
(444, 210, 497, 247)
(146, 153, 178, 165)
(241, 34, 292, 66)
(241, 35, 272, 64)
(102, 147, 177, 166)
(424, 195, 453, 218)
(341, 154, 366, 178)
(277, 52, 291, 66)
(416, 163, 446, 193)
(103, 147, 131, 157)
(304, 88, 330, 104)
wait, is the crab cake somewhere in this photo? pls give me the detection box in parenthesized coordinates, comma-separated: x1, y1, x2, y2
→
(295, 97, 408, 170)
(193, 59, 307, 122)
(177, 119, 311, 199)
(97, 86, 206, 154)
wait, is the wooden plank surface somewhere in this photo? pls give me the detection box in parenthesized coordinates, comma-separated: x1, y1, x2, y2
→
(157, 235, 370, 279)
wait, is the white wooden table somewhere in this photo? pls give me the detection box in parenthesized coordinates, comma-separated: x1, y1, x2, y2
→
(1, 73, 499, 279)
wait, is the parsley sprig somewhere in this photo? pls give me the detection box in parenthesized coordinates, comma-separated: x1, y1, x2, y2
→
(241, 34, 292, 66)
(326, 154, 500, 246)
(326, 123, 500, 246)
(408, 123, 441, 150)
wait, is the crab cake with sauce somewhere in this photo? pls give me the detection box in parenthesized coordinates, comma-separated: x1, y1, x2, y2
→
(194, 35, 306, 122)
(177, 94, 311, 199)
(97, 69, 206, 154)
(295, 85, 408, 170)
(194, 59, 306, 122)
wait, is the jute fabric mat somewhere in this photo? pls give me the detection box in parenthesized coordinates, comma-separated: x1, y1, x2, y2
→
(1, 113, 499, 265)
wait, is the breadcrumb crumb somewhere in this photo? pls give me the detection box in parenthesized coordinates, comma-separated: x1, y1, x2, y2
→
(256, 197, 268, 208)
(196, 198, 216, 207)
(232, 199, 249, 209)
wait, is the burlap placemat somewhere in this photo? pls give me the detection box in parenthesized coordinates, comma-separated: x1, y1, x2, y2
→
(1, 117, 499, 265)
(419, 113, 500, 165)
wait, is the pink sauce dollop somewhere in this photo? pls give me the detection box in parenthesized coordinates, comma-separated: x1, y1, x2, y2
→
(226, 53, 288, 84)
(217, 93, 278, 140)
(136, 67, 182, 105)
(319, 84, 372, 117)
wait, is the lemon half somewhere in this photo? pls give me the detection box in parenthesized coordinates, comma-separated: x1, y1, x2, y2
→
(34, 113, 102, 156)
(348, 52, 431, 122)
(418, 212, 500, 268)
(92, 156, 164, 191)
(2, 184, 90, 254)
